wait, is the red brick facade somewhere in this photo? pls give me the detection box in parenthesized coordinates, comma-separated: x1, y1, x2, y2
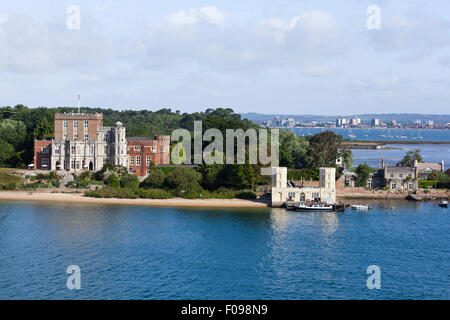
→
(127, 136, 170, 176)
(34, 140, 52, 169)
(54, 112, 103, 141)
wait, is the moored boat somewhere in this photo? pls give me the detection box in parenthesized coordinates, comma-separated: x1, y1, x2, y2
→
(350, 204, 369, 210)
(295, 202, 335, 212)
(439, 200, 448, 208)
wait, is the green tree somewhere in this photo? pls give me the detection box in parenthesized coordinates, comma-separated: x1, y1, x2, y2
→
(279, 129, 308, 169)
(166, 167, 202, 194)
(121, 174, 140, 189)
(197, 163, 224, 190)
(305, 131, 343, 169)
(33, 117, 53, 140)
(398, 149, 422, 167)
(0, 139, 14, 166)
(107, 172, 121, 188)
(142, 170, 166, 189)
(355, 164, 373, 187)
(339, 149, 353, 169)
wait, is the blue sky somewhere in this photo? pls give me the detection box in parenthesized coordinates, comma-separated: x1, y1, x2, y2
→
(1, 0, 450, 115)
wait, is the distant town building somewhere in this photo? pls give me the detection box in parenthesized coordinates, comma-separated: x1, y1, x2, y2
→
(372, 118, 380, 126)
(336, 118, 347, 127)
(34, 112, 170, 176)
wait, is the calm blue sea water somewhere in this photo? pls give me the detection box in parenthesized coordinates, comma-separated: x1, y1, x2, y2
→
(291, 128, 450, 142)
(352, 144, 450, 168)
(0, 200, 448, 299)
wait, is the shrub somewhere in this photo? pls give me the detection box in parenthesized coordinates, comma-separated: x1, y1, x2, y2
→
(236, 191, 257, 199)
(419, 180, 436, 189)
(287, 168, 319, 181)
(142, 170, 166, 189)
(107, 173, 120, 188)
(121, 174, 140, 189)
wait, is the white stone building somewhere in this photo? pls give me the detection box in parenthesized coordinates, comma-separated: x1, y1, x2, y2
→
(271, 167, 336, 207)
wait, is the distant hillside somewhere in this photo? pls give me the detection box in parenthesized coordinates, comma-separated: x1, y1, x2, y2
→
(241, 113, 450, 124)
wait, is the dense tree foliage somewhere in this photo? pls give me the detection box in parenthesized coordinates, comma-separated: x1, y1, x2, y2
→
(398, 149, 423, 167)
(355, 164, 373, 187)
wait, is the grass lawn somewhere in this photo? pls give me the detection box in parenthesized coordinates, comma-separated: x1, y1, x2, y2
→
(0, 168, 25, 185)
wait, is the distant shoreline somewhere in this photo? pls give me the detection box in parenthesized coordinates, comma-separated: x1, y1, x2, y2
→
(346, 140, 450, 145)
(0, 191, 269, 208)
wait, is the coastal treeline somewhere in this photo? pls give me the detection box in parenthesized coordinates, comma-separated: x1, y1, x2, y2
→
(0, 105, 355, 197)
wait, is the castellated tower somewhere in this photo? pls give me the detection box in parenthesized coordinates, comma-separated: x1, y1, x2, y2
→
(320, 167, 336, 190)
(272, 167, 287, 189)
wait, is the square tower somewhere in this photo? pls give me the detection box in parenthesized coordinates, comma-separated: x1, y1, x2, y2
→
(272, 167, 287, 189)
(320, 167, 336, 189)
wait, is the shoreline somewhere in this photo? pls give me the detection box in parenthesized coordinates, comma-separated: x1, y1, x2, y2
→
(0, 191, 269, 208)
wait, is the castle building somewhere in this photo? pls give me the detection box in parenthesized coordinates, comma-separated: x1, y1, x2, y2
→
(271, 167, 336, 207)
(33, 112, 170, 176)
(127, 136, 170, 176)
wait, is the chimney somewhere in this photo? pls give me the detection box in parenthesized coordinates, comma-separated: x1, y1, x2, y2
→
(381, 157, 385, 168)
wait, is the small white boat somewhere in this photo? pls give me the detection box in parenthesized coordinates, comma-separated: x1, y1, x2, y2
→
(350, 204, 369, 210)
(295, 202, 335, 212)
(348, 134, 356, 138)
(439, 200, 448, 208)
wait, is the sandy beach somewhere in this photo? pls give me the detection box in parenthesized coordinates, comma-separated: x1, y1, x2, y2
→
(0, 191, 269, 208)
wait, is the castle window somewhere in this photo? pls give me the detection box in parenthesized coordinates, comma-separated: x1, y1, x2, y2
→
(399, 174, 403, 178)
(42, 147, 49, 153)
(90, 146, 94, 155)
(84, 120, 89, 128)
(84, 134, 89, 141)
(63, 133, 68, 140)
(71, 146, 76, 154)
(74, 133, 78, 140)
(150, 146, 157, 153)
(41, 159, 49, 167)
(146, 156, 151, 166)
(74, 120, 78, 128)
(136, 156, 141, 165)
(63, 121, 68, 128)
(134, 146, 141, 151)
(130, 157, 135, 165)
(390, 173, 394, 178)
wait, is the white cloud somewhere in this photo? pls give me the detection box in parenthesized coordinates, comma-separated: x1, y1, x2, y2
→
(0, 13, 111, 73)
(367, 9, 450, 61)
(166, 6, 228, 28)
